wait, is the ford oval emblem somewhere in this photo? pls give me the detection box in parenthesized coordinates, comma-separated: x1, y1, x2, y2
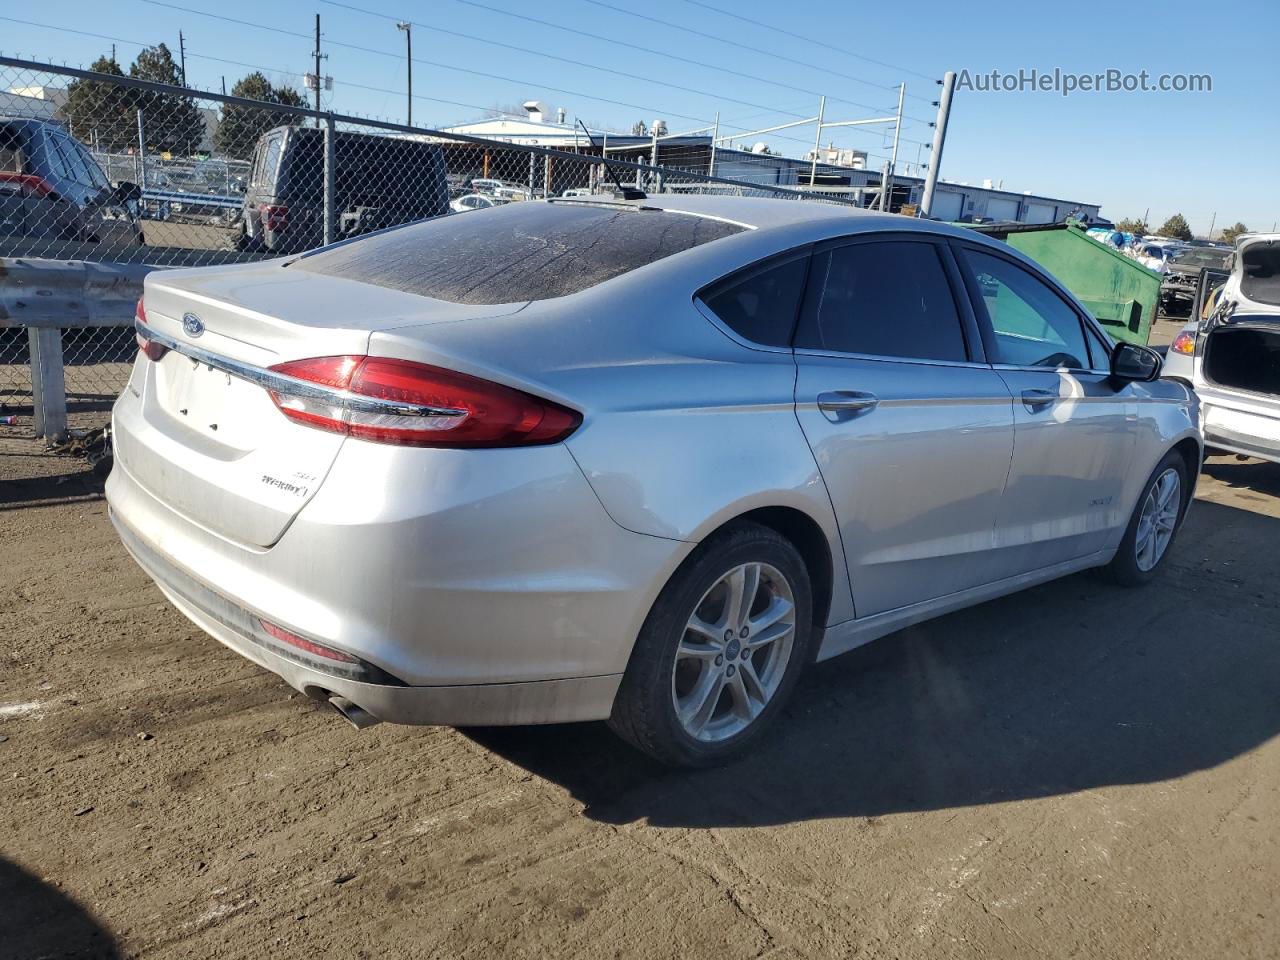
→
(182, 313, 205, 338)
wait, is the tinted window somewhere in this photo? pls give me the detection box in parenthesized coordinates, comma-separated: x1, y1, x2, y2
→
(52, 136, 91, 185)
(253, 133, 284, 189)
(1085, 323, 1112, 370)
(294, 202, 745, 305)
(964, 250, 1089, 369)
(700, 254, 808, 347)
(75, 143, 110, 190)
(39, 131, 72, 180)
(795, 240, 967, 362)
(0, 125, 22, 173)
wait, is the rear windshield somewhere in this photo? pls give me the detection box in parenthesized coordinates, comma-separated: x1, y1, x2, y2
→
(292, 201, 746, 304)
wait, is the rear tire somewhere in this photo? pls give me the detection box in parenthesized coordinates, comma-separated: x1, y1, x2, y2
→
(609, 522, 814, 768)
(1100, 450, 1189, 586)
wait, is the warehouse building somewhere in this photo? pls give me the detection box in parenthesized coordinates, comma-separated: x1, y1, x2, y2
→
(442, 101, 1101, 223)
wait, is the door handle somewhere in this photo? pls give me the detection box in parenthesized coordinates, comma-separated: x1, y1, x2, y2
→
(1021, 388, 1057, 411)
(817, 391, 879, 422)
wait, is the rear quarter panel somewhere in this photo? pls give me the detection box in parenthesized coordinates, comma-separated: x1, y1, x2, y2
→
(368, 226, 857, 624)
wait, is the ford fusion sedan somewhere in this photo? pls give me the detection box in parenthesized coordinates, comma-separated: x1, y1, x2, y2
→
(108, 196, 1200, 766)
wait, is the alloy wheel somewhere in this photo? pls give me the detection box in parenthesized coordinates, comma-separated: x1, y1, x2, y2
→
(671, 562, 797, 742)
(1135, 467, 1181, 572)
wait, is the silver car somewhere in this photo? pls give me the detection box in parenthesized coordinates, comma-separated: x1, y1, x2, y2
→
(108, 196, 1201, 766)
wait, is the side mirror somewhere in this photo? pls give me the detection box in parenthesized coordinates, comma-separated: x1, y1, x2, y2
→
(1111, 341, 1162, 382)
(114, 181, 143, 203)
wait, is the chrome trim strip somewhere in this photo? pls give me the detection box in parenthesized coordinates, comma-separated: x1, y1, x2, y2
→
(137, 321, 468, 419)
(793, 346, 992, 370)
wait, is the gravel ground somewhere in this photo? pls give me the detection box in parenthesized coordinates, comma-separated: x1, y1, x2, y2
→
(1, 441, 1277, 960)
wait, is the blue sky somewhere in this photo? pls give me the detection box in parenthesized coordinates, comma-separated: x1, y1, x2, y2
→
(4, 0, 1275, 234)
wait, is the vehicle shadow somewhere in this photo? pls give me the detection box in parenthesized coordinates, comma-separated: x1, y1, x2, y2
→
(1201, 455, 1280, 498)
(467, 500, 1280, 827)
(0, 857, 120, 959)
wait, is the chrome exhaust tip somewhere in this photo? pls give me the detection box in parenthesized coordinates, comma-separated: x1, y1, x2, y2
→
(328, 695, 382, 730)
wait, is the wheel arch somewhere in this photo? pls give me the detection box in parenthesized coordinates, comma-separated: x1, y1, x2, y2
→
(1170, 435, 1203, 516)
(693, 505, 838, 642)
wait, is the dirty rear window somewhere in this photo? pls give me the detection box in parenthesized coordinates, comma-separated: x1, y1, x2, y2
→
(291, 201, 747, 304)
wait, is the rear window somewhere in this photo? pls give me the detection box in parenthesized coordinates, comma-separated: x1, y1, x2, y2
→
(293, 201, 747, 304)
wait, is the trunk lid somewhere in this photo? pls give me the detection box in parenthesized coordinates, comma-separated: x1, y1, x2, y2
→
(119, 259, 526, 547)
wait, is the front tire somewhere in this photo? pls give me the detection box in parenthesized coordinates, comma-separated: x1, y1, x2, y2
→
(1101, 450, 1189, 586)
(609, 522, 814, 767)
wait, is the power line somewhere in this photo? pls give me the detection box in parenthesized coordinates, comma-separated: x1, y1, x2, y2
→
(321, 0, 931, 148)
(318, 0, 824, 124)
(578, 0, 937, 106)
(0, 10, 902, 164)
(679, 0, 937, 83)
(422, 0, 924, 119)
(136, 0, 910, 153)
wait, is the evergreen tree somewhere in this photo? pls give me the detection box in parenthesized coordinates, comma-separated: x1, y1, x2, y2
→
(1115, 217, 1149, 236)
(130, 45, 205, 155)
(214, 72, 307, 161)
(1156, 213, 1193, 241)
(62, 55, 135, 151)
(1219, 222, 1249, 245)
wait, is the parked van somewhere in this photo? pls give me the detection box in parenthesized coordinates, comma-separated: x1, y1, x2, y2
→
(238, 126, 450, 254)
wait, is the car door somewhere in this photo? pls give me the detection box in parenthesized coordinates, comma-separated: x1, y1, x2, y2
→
(792, 234, 1016, 618)
(952, 242, 1135, 575)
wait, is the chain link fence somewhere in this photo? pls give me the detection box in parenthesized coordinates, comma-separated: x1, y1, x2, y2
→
(1, 55, 858, 442)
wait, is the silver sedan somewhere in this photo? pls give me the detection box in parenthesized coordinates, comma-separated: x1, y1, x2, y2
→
(108, 196, 1201, 766)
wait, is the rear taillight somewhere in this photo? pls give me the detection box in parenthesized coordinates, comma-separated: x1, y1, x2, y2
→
(1171, 332, 1196, 355)
(266, 355, 581, 448)
(258, 618, 358, 664)
(0, 172, 56, 198)
(259, 203, 289, 232)
(255, 616, 403, 685)
(134, 298, 168, 361)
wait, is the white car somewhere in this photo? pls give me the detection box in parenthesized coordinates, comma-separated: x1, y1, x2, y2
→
(449, 193, 508, 214)
(1162, 233, 1280, 462)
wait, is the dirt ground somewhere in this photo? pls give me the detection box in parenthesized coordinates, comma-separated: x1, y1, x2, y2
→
(1, 434, 1278, 960)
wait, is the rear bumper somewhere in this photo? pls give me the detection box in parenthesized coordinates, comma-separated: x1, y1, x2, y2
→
(1199, 390, 1280, 464)
(113, 507, 622, 724)
(107, 384, 692, 725)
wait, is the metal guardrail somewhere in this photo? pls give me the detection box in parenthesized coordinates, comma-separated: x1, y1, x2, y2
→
(1, 257, 154, 440)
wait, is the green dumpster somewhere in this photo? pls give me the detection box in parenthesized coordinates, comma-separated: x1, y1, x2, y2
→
(966, 222, 1161, 345)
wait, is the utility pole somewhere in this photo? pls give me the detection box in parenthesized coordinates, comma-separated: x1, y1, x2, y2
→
(221, 76, 226, 95)
(808, 95, 826, 190)
(313, 14, 323, 128)
(1207, 211, 1217, 241)
(178, 31, 186, 85)
(880, 82, 905, 212)
(708, 111, 719, 177)
(919, 70, 956, 219)
(396, 22, 412, 125)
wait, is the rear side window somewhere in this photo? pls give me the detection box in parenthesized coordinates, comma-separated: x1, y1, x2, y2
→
(252, 133, 284, 189)
(795, 240, 968, 362)
(699, 253, 809, 347)
(293, 202, 746, 304)
(0, 125, 23, 173)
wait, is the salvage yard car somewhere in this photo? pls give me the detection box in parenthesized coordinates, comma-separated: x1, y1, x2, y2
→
(1163, 233, 1280, 463)
(108, 196, 1201, 767)
(236, 126, 450, 254)
(0, 116, 143, 247)
(1159, 244, 1232, 317)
